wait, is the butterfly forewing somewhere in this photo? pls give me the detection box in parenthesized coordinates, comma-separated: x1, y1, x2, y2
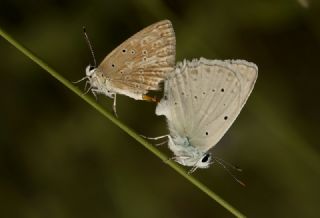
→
(97, 20, 176, 99)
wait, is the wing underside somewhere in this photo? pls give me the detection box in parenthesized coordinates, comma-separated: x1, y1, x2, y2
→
(156, 58, 258, 152)
(98, 20, 176, 99)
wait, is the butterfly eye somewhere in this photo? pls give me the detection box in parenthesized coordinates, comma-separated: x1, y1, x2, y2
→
(201, 153, 211, 163)
(86, 65, 96, 76)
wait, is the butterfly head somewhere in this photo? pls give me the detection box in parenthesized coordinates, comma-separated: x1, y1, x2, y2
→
(168, 136, 212, 170)
(186, 153, 212, 174)
(173, 151, 213, 169)
(196, 153, 212, 168)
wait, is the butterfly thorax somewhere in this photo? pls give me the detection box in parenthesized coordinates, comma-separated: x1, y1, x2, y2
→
(86, 66, 115, 98)
(168, 135, 211, 168)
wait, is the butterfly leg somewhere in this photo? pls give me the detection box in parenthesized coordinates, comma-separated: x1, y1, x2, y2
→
(163, 156, 176, 164)
(84, 80, 90, 92)
(72, 76, 88, 84)
(188, 165, 199, 174)
(89, 88, 98, 100)
(164, 155, 191, 165)
(112, 94, 118, 118)
(140, 134, 170, 140)
(154, 140, 168, 147)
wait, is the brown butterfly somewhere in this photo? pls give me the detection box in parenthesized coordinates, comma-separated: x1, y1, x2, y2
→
(81, 20, 176, 116)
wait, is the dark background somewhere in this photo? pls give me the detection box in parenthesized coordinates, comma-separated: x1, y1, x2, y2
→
(1, 0, 320, 217)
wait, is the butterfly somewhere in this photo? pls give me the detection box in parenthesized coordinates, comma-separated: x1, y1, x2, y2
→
(81, 20, 176, 116)
(153, 58, 258, 173)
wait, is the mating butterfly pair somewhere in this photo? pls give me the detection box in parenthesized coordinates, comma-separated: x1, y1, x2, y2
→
(79, 20, 258, 173)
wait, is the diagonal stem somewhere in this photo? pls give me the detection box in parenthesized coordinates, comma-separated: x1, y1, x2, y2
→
(0, 27, 246, 218)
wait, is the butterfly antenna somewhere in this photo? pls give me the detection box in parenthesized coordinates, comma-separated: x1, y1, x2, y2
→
(83, 26, 97, 68)
(213, 157, 246, 187)
(214, 156, 242, 172)
(83, 82, 93, 96)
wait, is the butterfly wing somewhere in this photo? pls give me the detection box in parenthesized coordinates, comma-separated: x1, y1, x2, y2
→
(156, 58, 258, 152)
(97, 20, 176, 99)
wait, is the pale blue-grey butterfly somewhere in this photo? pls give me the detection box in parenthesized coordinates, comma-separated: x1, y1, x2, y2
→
(150, 58, 258, 173)
(79, 20, 176, 116)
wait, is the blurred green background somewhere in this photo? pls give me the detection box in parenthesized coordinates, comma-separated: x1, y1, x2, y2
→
(1, 0, 320, 217)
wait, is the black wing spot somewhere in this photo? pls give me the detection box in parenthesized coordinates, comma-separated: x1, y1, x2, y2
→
(131, 50, 136, 54)
(221, 88, 225, 92)
(194, 95, 198, 99)
(224, 116, 228, 120)
(122, 49, 127, 53)
(111, 64, 115, 68)
(205, 131, 208, 136)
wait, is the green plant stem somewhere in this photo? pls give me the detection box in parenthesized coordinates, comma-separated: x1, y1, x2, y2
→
(0, 27, 246, 218)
